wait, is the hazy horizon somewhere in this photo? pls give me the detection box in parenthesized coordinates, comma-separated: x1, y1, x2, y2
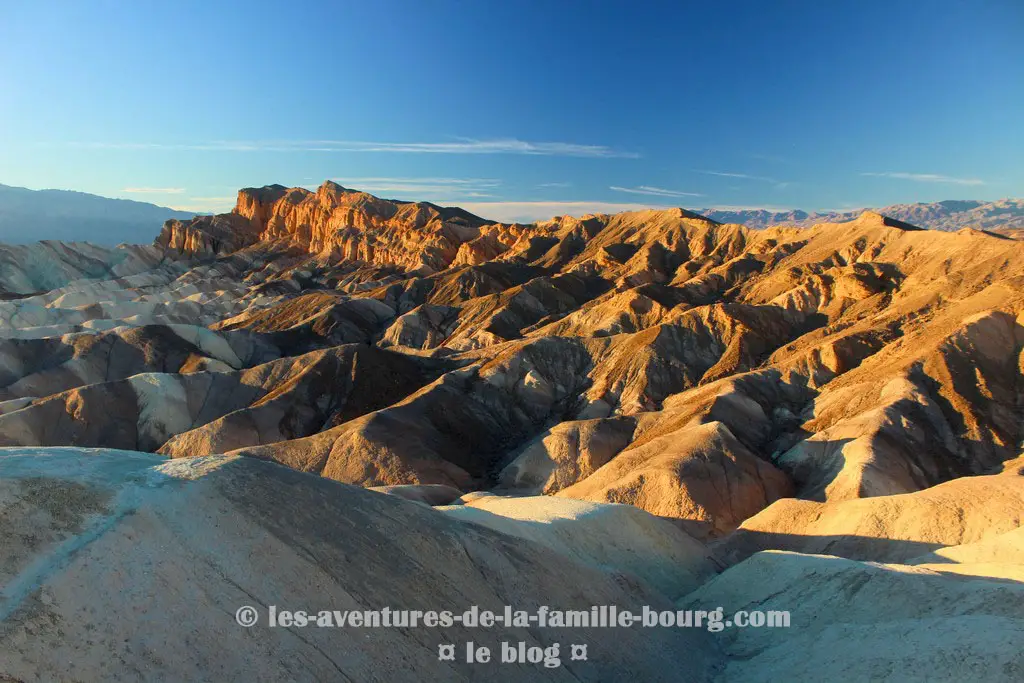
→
(5, 178, 1024, 223)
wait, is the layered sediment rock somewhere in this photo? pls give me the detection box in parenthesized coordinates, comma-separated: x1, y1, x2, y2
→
(7, 187, 1024, 528)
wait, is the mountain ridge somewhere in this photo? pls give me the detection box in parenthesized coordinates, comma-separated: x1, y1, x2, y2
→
(0, 182, 195, 245)
(698, 197, 1024, 232)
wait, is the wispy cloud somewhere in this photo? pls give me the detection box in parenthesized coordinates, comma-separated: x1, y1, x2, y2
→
(73, 138, 638, 158)
(328, 176, 500, 199)
(537, 182, 572, 188)
(695, 170, 776, 183)
(694, 170, 794, 191)
(458, 201, 675, 224)
(860, 172, 984, 186)
(122, 187, 185, 194)
(610, 185, 703, 198)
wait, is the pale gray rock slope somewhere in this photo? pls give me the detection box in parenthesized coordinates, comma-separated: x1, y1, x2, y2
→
(0, 448, 719, 682)
(0, 241, 177, 296)
(438, 495, 718, 599)
(1, 447, 1021, 682)
(681, 550, 1024, 682)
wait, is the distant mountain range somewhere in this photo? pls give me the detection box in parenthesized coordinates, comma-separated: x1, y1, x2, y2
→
(1, 182, 1022, 246)
(0, 183, 195, 245)
(699, 198, 1024, 232)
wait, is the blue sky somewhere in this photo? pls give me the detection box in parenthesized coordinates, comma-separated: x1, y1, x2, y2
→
(1, 0, 1021, 222)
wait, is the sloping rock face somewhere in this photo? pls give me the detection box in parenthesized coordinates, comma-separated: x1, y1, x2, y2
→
(907, 526, 1024, 582)
(682, 550, 1024, 682)
(556, 421, 793, 540)
(712, 464, 1024, 566)
(0, 241, 177, 297)
(0, 448, 719, 681)
(4, 184, 1024, 536)
(438, 495, 718, 599)
(498, 416, 637, 493)
(156, 212, 261, 259)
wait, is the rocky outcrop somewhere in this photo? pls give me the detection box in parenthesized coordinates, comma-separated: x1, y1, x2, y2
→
(230, 337, 597, 490)
(212, 291, 398, 350)
(161, 182, 498, 274)
(0, 324, 280, 401)
(557, 421, 793, 539)
(775, 307, 1024, 502)
(159, 346, 449, 457)
(379, 304, 461, 349)
(498, 416, 636, 493)
(156, 212, 261, 259)
(0, 241, 172, 296)
(0, 345, 448, 454)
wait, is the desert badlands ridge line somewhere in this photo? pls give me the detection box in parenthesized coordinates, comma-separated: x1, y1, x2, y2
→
(0, 180, 1023, 681)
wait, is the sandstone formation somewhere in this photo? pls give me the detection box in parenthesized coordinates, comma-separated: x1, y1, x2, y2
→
(2, 186, 1024, 528)
(557, 420, 793, 540)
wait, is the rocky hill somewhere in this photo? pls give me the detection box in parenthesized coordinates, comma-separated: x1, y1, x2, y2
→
(1, 181, 1022, 680)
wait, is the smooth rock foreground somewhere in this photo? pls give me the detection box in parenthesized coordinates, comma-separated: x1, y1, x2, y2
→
(2, 447, 1023, 681)
(0, 448, 719, 682)
(438, 495, 718, 599)
(684, 551, 1024, 682)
